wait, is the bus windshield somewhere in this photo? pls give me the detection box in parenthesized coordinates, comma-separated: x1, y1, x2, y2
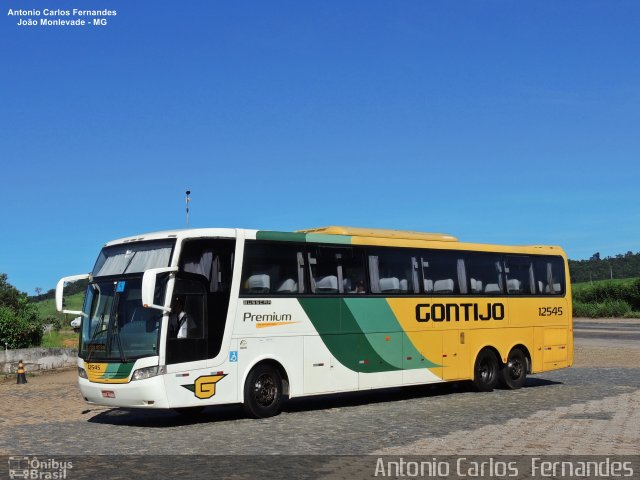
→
(92, 239, 174, 277)
(80, 277, 165, 361)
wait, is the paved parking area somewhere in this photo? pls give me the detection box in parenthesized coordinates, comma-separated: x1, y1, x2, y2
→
(1, 325, 639, 458)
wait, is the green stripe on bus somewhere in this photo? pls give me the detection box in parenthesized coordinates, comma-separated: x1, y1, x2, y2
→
(255, 231, 352, 244)
(304, 233, 352, 245)
(256, 231, 308, 242)
(298, 298, 398, 373)
(340, 299, 403, 370)
(343, 298, 439, 369)
(104, 362, 134, 379)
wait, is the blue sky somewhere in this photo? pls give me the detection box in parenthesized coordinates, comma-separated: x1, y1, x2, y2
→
(1, 1, 639, 294)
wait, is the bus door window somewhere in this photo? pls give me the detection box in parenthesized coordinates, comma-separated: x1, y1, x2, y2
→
(166, 276, 207, 365)
(177, 239, 236, 361)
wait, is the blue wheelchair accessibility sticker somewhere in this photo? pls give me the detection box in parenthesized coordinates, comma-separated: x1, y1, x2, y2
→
(116, 281, 126, 292)
(229, 351, 238, 362)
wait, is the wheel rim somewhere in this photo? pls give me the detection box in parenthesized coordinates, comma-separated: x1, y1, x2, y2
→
(507, 357, 524, 380)
(253, 373, 277, 407)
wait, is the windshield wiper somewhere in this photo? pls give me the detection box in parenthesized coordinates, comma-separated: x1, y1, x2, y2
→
(111, 315, 127, 363)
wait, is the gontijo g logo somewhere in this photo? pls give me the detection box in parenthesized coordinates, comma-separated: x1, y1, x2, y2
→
(181, 374, 227, 399)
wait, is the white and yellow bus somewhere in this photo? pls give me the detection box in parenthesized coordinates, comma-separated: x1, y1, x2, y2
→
(56, 226, 572, 418)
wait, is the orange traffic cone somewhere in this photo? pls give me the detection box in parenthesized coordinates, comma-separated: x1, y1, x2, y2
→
(16, 360, 27, 384)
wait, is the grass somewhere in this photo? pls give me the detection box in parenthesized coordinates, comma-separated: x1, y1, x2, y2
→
(572, 277, 640, 318)
(572, 277, 638, 294)
(35, 292, 84, 322)
(40, 328, 79, 348)
(32, 293, 84, 348)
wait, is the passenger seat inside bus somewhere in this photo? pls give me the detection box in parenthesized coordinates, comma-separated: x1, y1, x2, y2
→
(424, 279, 434, 293)
(470, 278, 483, 293)
(316, 275, 338, 293)
(507, 279, 522, 293)
(433, 279, 454, 294)
(247, 274, 270, 293)
(545, 283, 562, 294)
(379, 277, 400, 293)
(276, 278, 297, 293)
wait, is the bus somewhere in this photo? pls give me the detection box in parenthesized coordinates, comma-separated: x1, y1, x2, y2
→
(56, 226, 573, 418)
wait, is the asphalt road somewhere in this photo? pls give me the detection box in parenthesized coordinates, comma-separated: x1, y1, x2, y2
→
(574, 320, 640, 341)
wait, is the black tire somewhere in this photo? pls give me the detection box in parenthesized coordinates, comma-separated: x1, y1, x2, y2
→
(473, 349, 500, 392)
(501, 348, 527, 390)
(243, 364, 283, 418)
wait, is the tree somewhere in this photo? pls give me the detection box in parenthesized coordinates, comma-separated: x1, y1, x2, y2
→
(34, 287, 42, 297)
(0, 273, 23, 311)
(0, 273, 43, 348)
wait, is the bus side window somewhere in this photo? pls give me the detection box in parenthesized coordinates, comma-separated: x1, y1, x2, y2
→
(341, 247, 367, 294)
(466, 252, 504, 295)
(533, 256, 565, 295)
(368, 249, 419, 294)
(241, 241, 305, 295)
(421, 250, 463, 295)
(309, 246, 365, 295)
(505, 256, 535, 295)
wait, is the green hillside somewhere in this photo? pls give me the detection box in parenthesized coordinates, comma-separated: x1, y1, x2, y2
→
(569, 251, 640, 283)
(36, 292, 84, 321)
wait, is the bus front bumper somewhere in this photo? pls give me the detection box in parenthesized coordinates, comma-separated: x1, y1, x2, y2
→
(78, 375, 170, 409)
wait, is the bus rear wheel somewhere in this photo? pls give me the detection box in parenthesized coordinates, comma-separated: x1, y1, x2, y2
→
(473, 349, 499, 392)
(243, 364, 283, 419)
(501, 348, 527, 389)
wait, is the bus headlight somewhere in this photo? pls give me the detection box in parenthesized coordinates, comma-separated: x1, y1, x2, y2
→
(78, 367, 88, 379)
(131, 366, 166, 381)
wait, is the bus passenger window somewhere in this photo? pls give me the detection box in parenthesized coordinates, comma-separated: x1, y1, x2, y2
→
(421, 251, 463, 295)
(309, 247, 365, 294)
(533, 256, 565, 295)
(466, 253, 504, 295)
(505, 256, 535, 295)
(241, 242, 304, 295)
(368, 250, 419, 294)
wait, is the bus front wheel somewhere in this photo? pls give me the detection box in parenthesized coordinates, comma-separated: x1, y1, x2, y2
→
(243, 364, 283, 419)
(501, 348, 527, 389)
(473, 349, 499, 392)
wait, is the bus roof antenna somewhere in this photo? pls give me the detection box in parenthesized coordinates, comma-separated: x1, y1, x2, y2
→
(185, 190, 191, 226)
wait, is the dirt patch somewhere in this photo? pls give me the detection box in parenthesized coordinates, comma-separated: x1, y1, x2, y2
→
(0, 368, 110, 427)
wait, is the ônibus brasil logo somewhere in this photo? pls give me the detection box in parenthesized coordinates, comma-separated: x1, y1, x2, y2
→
(8, 456, 73, 479)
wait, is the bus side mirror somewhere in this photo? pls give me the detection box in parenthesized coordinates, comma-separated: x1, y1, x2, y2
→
(56, 274, 90, 315)
(141, 267, 178, 312)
